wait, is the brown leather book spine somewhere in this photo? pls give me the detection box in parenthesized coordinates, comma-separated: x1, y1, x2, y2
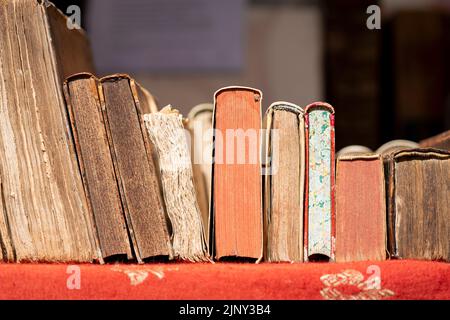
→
(420, 130, 450, 151)
(388, 148, 450, 261)
(99, 75, 173, 262)
(64, 73, 133, 262)
(385, 153, 397, 257)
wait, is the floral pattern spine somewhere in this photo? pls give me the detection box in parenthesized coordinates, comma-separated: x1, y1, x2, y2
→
(308, 109, 332, 258)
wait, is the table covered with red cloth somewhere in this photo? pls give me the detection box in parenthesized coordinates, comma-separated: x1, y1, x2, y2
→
(0, 260, 448, 300)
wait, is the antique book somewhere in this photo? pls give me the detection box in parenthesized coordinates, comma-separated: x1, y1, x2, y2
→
(338, 140, 419, 157)
(264, 102, 305, 262)
(187, 103, 214, 242)
(336, 145, 373, 158)
(99, 74, 172, 262)
(420, 130, 450, 151)
(144, 106, 209, 262)
(304, 102, 335, 262)
(0, 0, 99, 262)
(376, 139, 419, 155)
(63, 73, 133, 261)
(336, 153, 386, 262)
(385, 148, 449, 261)
(211, 86, 263, 261)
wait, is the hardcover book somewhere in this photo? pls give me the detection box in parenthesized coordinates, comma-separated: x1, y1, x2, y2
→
(99, 74, 173, 262)
(385, 148, 449, 261)
(210, 86, 263, 261)
(0, 0, 99, 262)
(304, 102, 336, 262)
(420, 130, 450, 151)
(64, 73, 133, 262)
(264, 102, 305, 262)
(187, 103, 214, 241)
(336, 152, 386, 262)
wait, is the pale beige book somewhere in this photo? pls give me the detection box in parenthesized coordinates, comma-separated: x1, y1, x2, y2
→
(0, 0, 99, 262)
(187, 103, 213, 242)
(264, 102, 305, 262)
(144, 106, 209, 262)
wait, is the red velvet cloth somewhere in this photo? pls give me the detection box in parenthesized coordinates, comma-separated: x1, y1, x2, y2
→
(0, 260, 448, 300)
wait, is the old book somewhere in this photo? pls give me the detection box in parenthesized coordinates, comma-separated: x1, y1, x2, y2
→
(187, 103, 214, 242)
(63, 73, 133, 261)
(420, 130, 450, 151)
(99, 74, 172, 262)
(304, 102, 335, 262)
(144, 106, 209, 261)
(386, 148, 449, 261)
(0, 177, 15, 262)
(211, 86, 263, 261)
(264, 102, 305, 262)
(336, 153, 386, 262)
(338, 140, 419, 157)
(376, 139, 419, 155)
(336, 145, 373, 158)
(0, 0, 99, 262)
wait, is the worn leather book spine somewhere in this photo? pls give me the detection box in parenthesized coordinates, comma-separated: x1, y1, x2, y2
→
(304, 102, 336, 262)
(387, 148, 450, 261)
(420, 130, 450, 151)
(64, 73, 133, 262)
(99, 75, 173, 262)
(264, 102, 304, 262)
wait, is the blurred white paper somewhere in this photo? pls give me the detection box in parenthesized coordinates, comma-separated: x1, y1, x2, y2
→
(87, 0, 244, 73)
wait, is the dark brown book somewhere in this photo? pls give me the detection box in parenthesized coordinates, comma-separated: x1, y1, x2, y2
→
(386, 148, 449, 261)
(336, 153, 386, 262)
(420, 130, 450, 151)
(99, 75, 172, 262)
(211, 86, 263, 261)
(0, 0, 99, 262)
(63, 73, 132, 261)
(264, 102, 304, 262)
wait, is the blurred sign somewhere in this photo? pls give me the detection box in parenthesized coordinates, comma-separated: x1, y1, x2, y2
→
(87, 0, 244, 73)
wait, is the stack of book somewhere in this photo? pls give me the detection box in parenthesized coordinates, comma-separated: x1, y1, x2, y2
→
(0, 0, 448, 264)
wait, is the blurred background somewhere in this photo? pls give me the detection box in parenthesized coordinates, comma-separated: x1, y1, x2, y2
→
(53, 0, 450, 150)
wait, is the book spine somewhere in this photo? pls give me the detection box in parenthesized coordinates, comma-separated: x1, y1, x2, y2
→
(303, 113, 310, 261)
(330, 114, 336, 262)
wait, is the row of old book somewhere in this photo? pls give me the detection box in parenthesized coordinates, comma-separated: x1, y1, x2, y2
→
(192, 97, 450, 263)
(0, 1, 448, 264)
